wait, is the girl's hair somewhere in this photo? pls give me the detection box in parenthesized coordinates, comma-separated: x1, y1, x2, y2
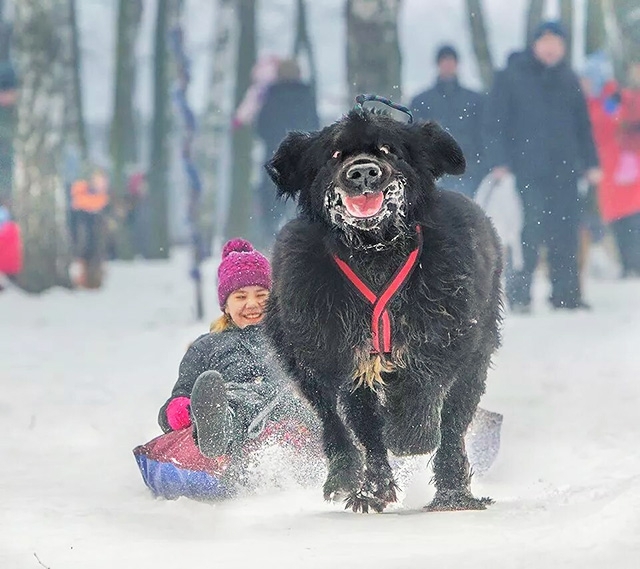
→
(210, 313, 232, 333)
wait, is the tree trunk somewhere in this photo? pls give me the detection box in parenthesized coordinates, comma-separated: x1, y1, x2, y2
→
(12, 0, 73, 293)
(66, 0, 88, 161)
(198, 0, 236, 256)
(585, 0, 606, 56)
(147, 0, 171, 259)
(169, 1, 205, 319)
(0, 0, 12, 62)
(615, 0, 640, 70)
(464, 0, 494, 90)
(559, 0, 573, 63)
(109, 0, 143, 260)
(604, 0, 640, 84)
(293, 0, 317, 107)
(526, 0, 545, 45)
(346, 0, 402, 102)
(225, 0, 256, 240)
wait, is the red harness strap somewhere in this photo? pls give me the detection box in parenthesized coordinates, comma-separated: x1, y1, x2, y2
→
(332, 226, 423, 354)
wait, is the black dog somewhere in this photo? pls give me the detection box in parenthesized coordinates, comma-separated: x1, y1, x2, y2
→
(264, 108, 503, 513)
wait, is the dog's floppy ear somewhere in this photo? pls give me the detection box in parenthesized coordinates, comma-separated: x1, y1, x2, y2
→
(265, 131, 316, 199)
(416, 121, 466, 179)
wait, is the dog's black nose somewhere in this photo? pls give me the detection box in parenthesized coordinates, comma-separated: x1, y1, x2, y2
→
(345, 161, 382, 190)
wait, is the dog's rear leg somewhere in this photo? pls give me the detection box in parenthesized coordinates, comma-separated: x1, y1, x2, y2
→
(426, 355, 493, 512)
(342, 387, 398, 513)
(296, 378, 363, 502)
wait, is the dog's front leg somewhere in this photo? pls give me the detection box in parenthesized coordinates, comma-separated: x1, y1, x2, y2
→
(341, 387, 398, 513)
(295, 377, 363, 502)
(426, 355, 493, 511)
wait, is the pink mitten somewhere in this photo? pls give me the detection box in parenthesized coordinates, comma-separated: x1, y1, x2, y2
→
(166, 396, 191, 430)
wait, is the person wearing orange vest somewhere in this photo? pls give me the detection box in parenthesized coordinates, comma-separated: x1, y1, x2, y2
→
(69, 167, 110, 288)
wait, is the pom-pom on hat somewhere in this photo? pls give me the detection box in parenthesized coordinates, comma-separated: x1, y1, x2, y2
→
(217, 238, 272, 309)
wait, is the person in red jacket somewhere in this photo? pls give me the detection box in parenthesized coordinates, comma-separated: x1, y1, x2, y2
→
(0, 202, 22, 287)
(587, 62, 640, 277)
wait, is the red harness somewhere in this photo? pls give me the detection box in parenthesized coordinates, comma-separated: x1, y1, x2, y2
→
(332, 226, 423, 355)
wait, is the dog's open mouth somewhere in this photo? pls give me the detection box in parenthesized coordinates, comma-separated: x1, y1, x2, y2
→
(327, 178, 406, 232)
(342, 191, 385, 218)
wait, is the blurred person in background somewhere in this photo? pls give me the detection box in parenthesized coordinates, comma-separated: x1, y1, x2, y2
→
(0, 199, 22, 289)
(484, 21, 601, 313)
(0, 61, 17, 205)
(255, 58, 318, 248)
(602, 61, 640, 277)
(410, 44, 486, 197)
(69, 166, 110, 289)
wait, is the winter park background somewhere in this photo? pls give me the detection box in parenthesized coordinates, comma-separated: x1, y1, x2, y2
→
(2, 0, 640, 568)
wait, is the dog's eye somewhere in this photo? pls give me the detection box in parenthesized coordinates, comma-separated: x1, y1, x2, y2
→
(379, 145, 391, 155)
(332, 150, 341, 159)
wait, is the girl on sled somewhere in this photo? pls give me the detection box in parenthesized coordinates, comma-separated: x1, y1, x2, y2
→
(135, 239, 318, 500)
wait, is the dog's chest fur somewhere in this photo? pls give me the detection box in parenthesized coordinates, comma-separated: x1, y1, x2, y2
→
(318, 240, 473, 380)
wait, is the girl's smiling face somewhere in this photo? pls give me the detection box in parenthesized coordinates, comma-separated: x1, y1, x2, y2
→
(224, 285, 270, 328)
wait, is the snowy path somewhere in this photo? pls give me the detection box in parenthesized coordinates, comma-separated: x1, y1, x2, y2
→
(1, 251, 639, 568)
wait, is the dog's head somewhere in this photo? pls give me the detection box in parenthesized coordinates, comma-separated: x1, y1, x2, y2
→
(266, 110, 465, 248)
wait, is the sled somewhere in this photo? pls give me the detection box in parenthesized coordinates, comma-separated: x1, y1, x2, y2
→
(133, 419, 318, 501)
(466, 407, 503, 475)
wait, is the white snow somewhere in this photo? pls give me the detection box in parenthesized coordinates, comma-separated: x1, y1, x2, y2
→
(1, 248, 639, 568)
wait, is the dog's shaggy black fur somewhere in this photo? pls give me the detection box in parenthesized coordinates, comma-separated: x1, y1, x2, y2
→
(264, 109, 503, 513)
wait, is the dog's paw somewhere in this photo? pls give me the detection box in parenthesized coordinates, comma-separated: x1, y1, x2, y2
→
(344, 491, 386, 514)
(424, 488, 493, 512)
(344, 473, 399, 514)
(323, 454, 362, 502)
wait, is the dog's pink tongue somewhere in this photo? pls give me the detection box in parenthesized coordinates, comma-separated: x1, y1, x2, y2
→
(343, 192, 384, 218)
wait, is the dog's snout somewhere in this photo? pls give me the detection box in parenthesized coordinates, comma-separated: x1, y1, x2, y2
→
(345, 161, 382, 190)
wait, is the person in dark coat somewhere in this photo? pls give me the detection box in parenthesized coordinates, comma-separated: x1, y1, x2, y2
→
(158, 238, 314, 458)
(483, 21, 602, 312)
(410, 45, 486, 197)
(256, 59, 319, 247)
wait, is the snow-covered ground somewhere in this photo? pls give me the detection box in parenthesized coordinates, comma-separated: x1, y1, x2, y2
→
(1, 248, 639, 568)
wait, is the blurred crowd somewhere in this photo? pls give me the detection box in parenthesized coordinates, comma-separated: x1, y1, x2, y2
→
(1, 19, 639, 310)
(246, 20, 640, 314)
(405, 21, 640, 313)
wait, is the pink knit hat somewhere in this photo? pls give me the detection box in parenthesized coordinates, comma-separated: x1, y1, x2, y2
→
(217, 238, 272, 309)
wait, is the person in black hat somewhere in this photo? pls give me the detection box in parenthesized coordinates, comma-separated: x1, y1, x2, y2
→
(483, 21, 602, 312)
(0, 61, 17, 203)
(409, 44, 486, 197)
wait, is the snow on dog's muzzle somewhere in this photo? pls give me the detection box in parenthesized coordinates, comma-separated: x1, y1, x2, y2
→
(326, 177, 407, 234)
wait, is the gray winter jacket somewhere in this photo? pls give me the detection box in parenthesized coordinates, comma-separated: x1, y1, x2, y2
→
(158, 324, 309, 437)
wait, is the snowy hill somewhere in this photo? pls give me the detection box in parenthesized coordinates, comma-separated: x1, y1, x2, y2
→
(1, 248, 639, 568)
